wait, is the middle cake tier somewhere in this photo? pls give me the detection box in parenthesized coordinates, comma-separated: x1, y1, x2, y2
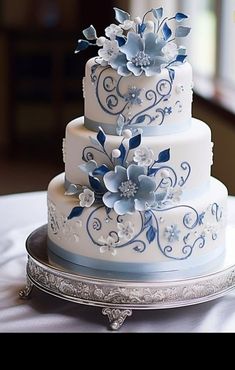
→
(64, 116, 213, 199)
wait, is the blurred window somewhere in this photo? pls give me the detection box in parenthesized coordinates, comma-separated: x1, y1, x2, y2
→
(220, 0, 235, 87)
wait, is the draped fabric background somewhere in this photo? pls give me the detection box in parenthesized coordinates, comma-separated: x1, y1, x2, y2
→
(1, 191, 235, 333)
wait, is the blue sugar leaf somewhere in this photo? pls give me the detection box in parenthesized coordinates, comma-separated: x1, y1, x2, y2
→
(89, 136, 101, 148)
(168, 68, 175, 82)
(133, 115, 145, 124)
(97, 127, 106, 147)
(116, 114, 125, 135)
(79, 160, 97, 174)
(198, 212, 205, 225)
(175, 13, 188, 22)
(116, 36, 126, 47)
(117, 114, 125, 127)
(178, 46, 187, 55)
(118, 143, 126, 165)
(138, 23, 146, 34)
(148, 167, 159, 176)
(176, 54, 187, 63)
(68, 206, 84, 220)
(146, 226, 157, 244)
(89, 175, 104, 192)
(144, 211, 153, 228)
(114, 7, 130, 23)
(64, 184, 82, 196)
(162, 22, 172, 41)
(152, 7, 163, 20)
(129, 134, 141, 150)
(92, 165, 110, 176)
(74, 39, 90, 53)
(156, 149, 170, 163)
(175, 26, 191, 38)
(83, 25, 97, 40)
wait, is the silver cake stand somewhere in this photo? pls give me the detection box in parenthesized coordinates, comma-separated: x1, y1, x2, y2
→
(19, 224, 235, 330)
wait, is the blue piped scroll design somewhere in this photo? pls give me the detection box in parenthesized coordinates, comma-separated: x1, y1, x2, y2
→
(85, 202, 223, 260)
(90, 62, 173, 128)
(211, 202, 223, 222)
(87, 207, 147, 254)
(152, 161, 191, 191)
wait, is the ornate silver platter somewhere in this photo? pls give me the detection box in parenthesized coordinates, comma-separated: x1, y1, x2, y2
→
(19, 224, 235, 330)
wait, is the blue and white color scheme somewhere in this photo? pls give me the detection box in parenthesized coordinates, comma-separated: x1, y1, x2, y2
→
(64, 125, 191, 217)
(75, 7, 190, 77)
(84, 57, 193, 136)
(79, 7, 192, 136)
(47, 6, 228, 274)
(47, 174, 227, 273)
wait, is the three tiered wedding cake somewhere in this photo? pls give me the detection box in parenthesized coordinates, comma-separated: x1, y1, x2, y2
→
(47, 7, 227, 274)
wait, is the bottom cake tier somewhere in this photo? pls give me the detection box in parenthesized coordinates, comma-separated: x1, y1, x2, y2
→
(47, 173, 227, 274)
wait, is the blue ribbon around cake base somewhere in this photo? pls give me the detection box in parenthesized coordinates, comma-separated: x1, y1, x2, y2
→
(47, 237, 224, 276)
(84, 117, 191, 136)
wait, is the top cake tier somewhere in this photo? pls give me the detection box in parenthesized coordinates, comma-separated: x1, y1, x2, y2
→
(84, 57, 193, 136)
(76, 7, 192, 137)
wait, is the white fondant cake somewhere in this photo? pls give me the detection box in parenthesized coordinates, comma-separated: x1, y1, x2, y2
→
(84, 58, 193, 135)
(47, 7, 228, 274)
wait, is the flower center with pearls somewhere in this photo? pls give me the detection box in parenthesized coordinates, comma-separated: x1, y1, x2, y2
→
(119, 180, 138, 198)
(132, 51, 151, 68)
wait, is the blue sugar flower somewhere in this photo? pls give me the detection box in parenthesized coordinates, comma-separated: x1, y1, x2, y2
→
(164, 224, 181, 243)
(103, 164, 156, 215)
(164, 107, 172, 115)
(109, 52, 131, 76)
(119, 32, 168, 76)
(124, 86, 142, 105)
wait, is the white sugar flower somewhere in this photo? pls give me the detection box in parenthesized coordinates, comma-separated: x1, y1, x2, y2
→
(162, 42, 178, 61)
(98, 235, 118, 256)
(98, 39, 120, 62)
(105, 24, 123, 40)
(121, 20, 135, 30)
(167, 187, 183, 203)
(79, 188, 95, 207)
(133, 146, 154, 167)
(96, 36, 106, 46)
(117, 221, 134, 241)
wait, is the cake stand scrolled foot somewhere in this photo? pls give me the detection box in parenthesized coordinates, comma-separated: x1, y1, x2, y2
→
(19, 278, 34, 299)
(102, 308, 132, 330)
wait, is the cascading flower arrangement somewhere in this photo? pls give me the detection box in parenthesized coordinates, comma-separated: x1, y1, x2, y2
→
(75, 7, 190, 77)
(65, 127, 184, 218)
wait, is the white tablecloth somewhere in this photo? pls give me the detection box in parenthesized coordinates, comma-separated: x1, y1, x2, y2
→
(1, 191, 235, 333)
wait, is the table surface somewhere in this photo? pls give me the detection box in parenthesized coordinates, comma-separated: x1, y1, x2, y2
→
(1, 191, 235, 333)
